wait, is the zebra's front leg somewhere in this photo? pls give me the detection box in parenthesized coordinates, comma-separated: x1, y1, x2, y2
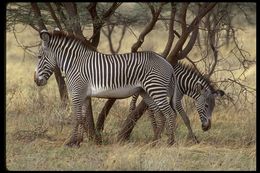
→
(176, 103, 199, 144)
(65, 124, 81, 147)
(65, 101, 83, 147)
(140, 92, 167, 144)
(82, 97, 102, 144)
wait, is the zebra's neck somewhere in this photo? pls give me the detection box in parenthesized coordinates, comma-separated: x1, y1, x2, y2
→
(49, 37, 91, 73)
(173, 63, 211, 100)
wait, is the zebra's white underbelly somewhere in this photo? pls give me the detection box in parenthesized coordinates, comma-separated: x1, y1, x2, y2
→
(88, 84, 142, 99)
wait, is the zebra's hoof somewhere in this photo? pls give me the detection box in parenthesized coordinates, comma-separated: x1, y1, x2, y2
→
(193, 137, 200, 144)
(64, 138, 81, 147)
(94, 135, 102, 145)
(167, 139, 175, 146)
(150, 139, 159, 147)
(187, 134, 200, 144)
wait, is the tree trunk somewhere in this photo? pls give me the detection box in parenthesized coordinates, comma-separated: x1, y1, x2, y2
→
(117, 100, 148, 141)
(96, 98, 117, 132)
(53, 67, 69, 107)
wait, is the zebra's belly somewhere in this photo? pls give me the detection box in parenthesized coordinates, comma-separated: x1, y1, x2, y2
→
(89, 85, 142, 99)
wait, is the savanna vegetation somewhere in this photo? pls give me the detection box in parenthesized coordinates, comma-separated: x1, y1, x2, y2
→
(6, 2, 256, 170)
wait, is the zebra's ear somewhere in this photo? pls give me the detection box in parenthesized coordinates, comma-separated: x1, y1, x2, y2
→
(53, 28, 61, 35)
(54, 28, 60, 31)
(213, 90, 225, 98)
(40, 30, 50, 42)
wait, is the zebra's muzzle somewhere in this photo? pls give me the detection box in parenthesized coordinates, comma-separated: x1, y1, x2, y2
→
(34, 72, 47, 86)
(202, 119, 211, 131)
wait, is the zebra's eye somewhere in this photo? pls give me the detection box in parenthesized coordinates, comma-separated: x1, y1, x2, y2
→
(38, 56, 42, 59)
(205, 104, 208, 108)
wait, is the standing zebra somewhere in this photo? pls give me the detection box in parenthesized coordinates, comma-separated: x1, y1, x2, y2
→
(34, 29, 177, 147)
(129, 63, 225, 143)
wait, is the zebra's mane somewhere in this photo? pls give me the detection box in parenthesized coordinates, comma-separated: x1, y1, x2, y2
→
(50, 30, 97, 51)
(176, 62, 216, 91)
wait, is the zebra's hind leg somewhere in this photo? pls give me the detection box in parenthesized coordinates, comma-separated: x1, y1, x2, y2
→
(140, 92, 167, 144)
(151, 98, 177, 146)
(147, 109, 158, 142)
(148, 110, 167, 147)
(129, 93, 139, 113)
(155, 112, 166, 141)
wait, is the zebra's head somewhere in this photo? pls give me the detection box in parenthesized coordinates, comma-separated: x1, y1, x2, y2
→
(34, 30, 56, 86)
(195, 83, 225, 131)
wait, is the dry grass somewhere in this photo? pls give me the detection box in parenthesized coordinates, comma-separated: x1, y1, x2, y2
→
(6, 24, 256, 170)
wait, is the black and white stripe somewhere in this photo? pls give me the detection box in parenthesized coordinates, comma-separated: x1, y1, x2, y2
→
(130, 63, 225, 143)
(35, 30, 178, 146)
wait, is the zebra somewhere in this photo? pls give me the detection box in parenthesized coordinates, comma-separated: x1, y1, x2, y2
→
(129, 63, 225, 143)
(34, 29, 178, 147)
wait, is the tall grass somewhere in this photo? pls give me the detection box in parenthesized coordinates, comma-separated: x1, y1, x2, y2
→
(6, 24, 256, 170)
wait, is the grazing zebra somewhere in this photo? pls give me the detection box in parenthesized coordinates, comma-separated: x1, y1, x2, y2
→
(34, 29, 178, 146)
(129, 63, 225, 143)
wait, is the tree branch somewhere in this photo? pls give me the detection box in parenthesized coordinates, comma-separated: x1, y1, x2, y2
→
(115, 24, 127, 53)
(179, 3, 189, 34)
(167, 2, 216, 64)
(45, 2, 63, 30)
(31, 2, 47, 31)
(88, 2, 122, 48)
(54, 3, 73, 34)
(131, 2, 165, 52)
(102, 2, 122, 21)
(176, 22, 199, 60)
(162, 3, 176, 58)
(63, 2, 84, 39)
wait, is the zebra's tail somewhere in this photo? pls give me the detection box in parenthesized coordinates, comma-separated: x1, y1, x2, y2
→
(169, 73, 177, 111)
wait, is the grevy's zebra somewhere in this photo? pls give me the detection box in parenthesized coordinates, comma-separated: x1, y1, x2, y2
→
(34, 29, 177, 146)
(129, 63, 225, 143)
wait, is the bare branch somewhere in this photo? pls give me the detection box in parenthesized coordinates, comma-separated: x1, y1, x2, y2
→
(102, 2, 122, 21)
(12, 25, 39, 58)
(31, 2, 47, 31)
(186, 56, 200, 72)
(167, 2, 217, 64)
(54, 3, 73, 34)
(177, 22, 199, 60)
(131, 2, 165, 52)
(115, 25, 127, 53)
(162, 3, 176, 58)
(45, 3, 63, 30)
(101, 24, 116, 53)
(63, 2, 84, 38)
(228, 78, 256, 92)
(179, 3, 189, 34)
(28, 23, 40, 32)
(88, 2, 122, 48)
